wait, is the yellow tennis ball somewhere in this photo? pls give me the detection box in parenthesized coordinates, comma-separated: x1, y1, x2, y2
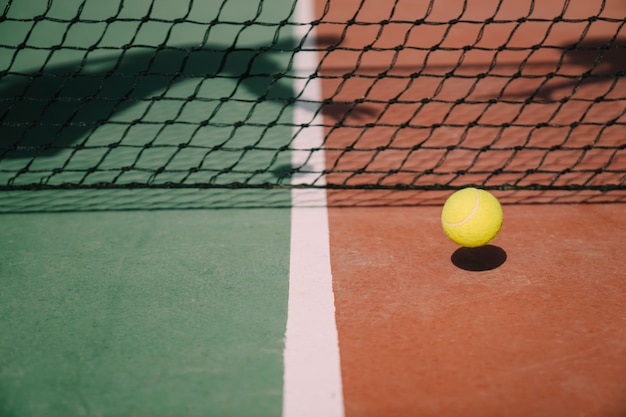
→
(441, 187, 503, 247)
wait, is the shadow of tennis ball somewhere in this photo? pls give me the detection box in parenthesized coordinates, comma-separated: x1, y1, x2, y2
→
(451, 245, 507, 271)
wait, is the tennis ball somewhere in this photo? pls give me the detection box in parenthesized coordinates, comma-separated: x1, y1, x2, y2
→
(441, 187, 503, 247)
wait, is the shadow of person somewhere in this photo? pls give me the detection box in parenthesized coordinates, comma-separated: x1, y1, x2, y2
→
(0, 43, 291, 159)
(0, 40, 301, 160)
(0, 32, 375, 163)
(512, 37, 626, 101)
(0, 30, 382, 160)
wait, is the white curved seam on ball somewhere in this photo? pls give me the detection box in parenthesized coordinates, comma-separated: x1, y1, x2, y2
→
(443, 189, 480, 227)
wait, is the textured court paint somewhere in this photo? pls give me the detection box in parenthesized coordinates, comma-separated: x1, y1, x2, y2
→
(0, 0, 298, 413)
(0, 209, 290, 417)
(314, 0, 626, 414)
(282, 0, 345, 415)
(327, 202, 626, 417)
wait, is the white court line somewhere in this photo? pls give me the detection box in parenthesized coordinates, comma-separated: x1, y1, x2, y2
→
(282, 0, 345, 416)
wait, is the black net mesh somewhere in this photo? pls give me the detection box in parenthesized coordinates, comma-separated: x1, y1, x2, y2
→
(1, 0, 624, 194)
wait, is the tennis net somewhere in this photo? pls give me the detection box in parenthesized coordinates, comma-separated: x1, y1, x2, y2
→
(1, 0, 624, 192)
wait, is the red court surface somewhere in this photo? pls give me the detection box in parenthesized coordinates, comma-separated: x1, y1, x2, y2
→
(328, 198, 626, 417)
(314, 0, 626, 415)
(315, 0, 625, 190)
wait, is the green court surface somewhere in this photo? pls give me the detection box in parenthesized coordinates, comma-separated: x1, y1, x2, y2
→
(0, 207, 291, 416)
(1, 0, 297, 415)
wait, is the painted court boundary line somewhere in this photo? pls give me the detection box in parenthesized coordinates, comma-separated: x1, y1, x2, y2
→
(283, 0, 344, 416)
